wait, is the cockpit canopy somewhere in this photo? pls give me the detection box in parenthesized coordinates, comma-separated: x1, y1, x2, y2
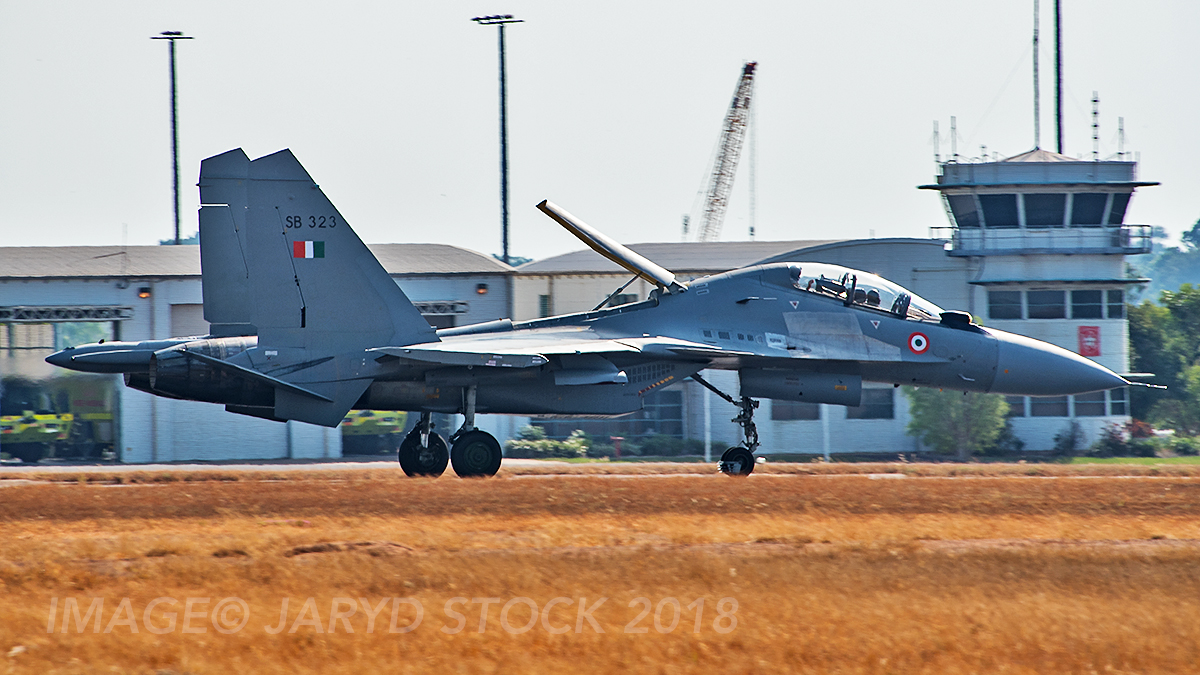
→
(789, 263, 943, 321)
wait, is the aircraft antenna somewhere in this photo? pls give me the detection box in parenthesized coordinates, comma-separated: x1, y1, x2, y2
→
(695, 61, 757, 242)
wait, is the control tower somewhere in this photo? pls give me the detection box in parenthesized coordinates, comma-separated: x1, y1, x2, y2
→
(919, 151, 1156, 444)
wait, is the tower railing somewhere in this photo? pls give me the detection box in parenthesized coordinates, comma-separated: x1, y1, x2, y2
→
(929, 224, 1152, 256)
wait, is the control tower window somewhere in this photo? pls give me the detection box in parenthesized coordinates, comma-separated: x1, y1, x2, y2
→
(1071, 290, 1103, 319)
(1071, 193, 1108, 226)
(988, 290, 1022, 320)
(1106, 290, 1125, 319)
(1027, 290, 1066, 319)
(979, 194, 1019, 228)
(1107, 193, 1132, 224)
(947, 195, 980, 228)
(1024, 193, 1066, 228)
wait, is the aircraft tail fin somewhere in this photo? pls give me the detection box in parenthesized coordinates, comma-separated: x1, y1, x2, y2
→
(198, 148, 255, 337)
(198, 148, 438, 353)
(196, 148, 437, 427)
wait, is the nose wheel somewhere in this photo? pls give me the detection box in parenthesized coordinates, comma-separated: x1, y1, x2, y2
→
(397, 413, 448, 477)
(718, 446, 755, 476)
(690, 374, 760, 477)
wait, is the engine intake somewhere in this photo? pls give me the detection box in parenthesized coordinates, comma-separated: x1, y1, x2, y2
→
(146, 338, 273, 406)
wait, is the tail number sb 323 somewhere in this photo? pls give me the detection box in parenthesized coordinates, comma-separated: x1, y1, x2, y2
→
(285, 215, 338, 229)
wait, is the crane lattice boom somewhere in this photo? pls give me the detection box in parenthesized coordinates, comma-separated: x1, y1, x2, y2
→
(696, 61, 757, 242)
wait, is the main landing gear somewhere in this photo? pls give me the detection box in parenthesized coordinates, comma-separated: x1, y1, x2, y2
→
(397, 388, 503, 479)
(690, 374, 760, 477)
(449, 386, 502, 478)
(397, 412, 449, 477)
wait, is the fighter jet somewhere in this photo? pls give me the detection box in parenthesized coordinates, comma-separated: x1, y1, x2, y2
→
(47, 148, 1130, 476)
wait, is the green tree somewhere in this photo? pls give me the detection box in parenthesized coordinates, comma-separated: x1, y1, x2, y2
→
(1128, 283, 1200, 421)
(1127, 300, 1181, 417)
(1151, 365, 1200, 435)
(904, 387, 1008, 461)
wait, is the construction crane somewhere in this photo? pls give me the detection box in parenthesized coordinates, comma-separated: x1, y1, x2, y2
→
(693, 61, 757, 242)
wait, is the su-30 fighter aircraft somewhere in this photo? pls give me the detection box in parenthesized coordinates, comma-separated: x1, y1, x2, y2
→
(47, 149, 1131, 477)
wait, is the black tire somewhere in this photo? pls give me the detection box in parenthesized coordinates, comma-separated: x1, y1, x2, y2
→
(718, 446, 754, 476)
(5, 443, 46, 464)
(397, 431, 448, 477)
(450, 430, 503, 478)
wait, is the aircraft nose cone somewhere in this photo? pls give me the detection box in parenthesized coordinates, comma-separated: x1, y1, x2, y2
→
(45, 348, 74, 368)
(989, 330, 1127, 396)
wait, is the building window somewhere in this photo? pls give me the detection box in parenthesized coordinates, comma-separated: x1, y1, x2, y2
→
(1025, 193, 1066, 227)
(1071, 193, 1108, 226)
(1027, 290, 1066, 319)
(947, 195, 980, 228)
(1071, 290, 1104, 319)
(1030, 395, 1070, 417)
(1074, 391, 1106, 417)
(612, 293, 638, 306)
(538, 295, 552, 318)
(845, 389, 894, 420)
(1005, 395, 1026, 417)
(979, 194, 1020, 228)
(771, 400, 820, 421)
(425, 315, 456, 330)
(1106, 290, 1125, 319)
(1107, 192, 1132, 224)
(1109, 388, 1128, 416)
(988, 290, 1023, 320)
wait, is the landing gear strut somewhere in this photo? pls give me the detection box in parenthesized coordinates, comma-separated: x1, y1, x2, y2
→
(691, 374, 759, 476)
(398, 412, 449, 477)
(449, 386, 502, 478)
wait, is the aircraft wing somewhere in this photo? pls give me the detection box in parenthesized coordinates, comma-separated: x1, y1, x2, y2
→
(368, 329, 738, 367)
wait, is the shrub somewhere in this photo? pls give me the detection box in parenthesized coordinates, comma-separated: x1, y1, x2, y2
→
(1053, 421, 1084, 456)
(505, 428, 587, 459)
(634, 434, 706, 457)
(1089, 423, 1128, 458)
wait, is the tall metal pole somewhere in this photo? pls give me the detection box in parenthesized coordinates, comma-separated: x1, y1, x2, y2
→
(151, 32, 193, 245)
(1033, 0, 1041, 149)
(472, 15, 522, 267)
(498, 24, 510, 265)
(1054, 0, 1063, 154)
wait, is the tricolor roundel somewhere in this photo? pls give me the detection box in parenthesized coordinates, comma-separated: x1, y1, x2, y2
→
(908, 332, 929, 354)
(293, 241, 325, 259)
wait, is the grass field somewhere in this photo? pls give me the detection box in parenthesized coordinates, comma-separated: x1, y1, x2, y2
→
(1069, 455, 1200, 465)
(2, 465, 1199, 673)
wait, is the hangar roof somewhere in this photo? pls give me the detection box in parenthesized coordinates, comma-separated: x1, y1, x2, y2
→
(0, 244, 512, 279)
(517, 240, 843, 275)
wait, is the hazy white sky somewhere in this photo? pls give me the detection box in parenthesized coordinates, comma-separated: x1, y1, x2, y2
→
(2, 1, 1197, 261)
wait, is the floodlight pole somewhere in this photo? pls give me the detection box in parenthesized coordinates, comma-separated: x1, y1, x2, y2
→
(471, 15, 522, 267)
(151, 31, 193, 245)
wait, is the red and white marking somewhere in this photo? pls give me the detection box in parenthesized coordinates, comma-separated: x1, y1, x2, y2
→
(908, 332, 929, 354)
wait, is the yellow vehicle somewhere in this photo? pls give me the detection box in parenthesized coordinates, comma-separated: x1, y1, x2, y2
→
(0, 376, 115, 463)
(339, 410, 407, 455)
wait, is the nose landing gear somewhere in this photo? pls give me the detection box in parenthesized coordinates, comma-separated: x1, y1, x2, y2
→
(690, 374, 760, 476)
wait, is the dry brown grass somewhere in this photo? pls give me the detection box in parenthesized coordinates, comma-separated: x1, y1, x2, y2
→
(1, 472, 1199, 673)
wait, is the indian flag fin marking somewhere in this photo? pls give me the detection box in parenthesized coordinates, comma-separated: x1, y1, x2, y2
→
(293, 241, 325, 258)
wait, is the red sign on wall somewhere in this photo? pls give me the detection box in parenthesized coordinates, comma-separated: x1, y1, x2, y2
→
(1078, 326, 1101, 357)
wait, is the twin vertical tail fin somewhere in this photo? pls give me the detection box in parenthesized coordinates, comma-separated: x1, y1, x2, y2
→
(197, 148, 437, 426)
